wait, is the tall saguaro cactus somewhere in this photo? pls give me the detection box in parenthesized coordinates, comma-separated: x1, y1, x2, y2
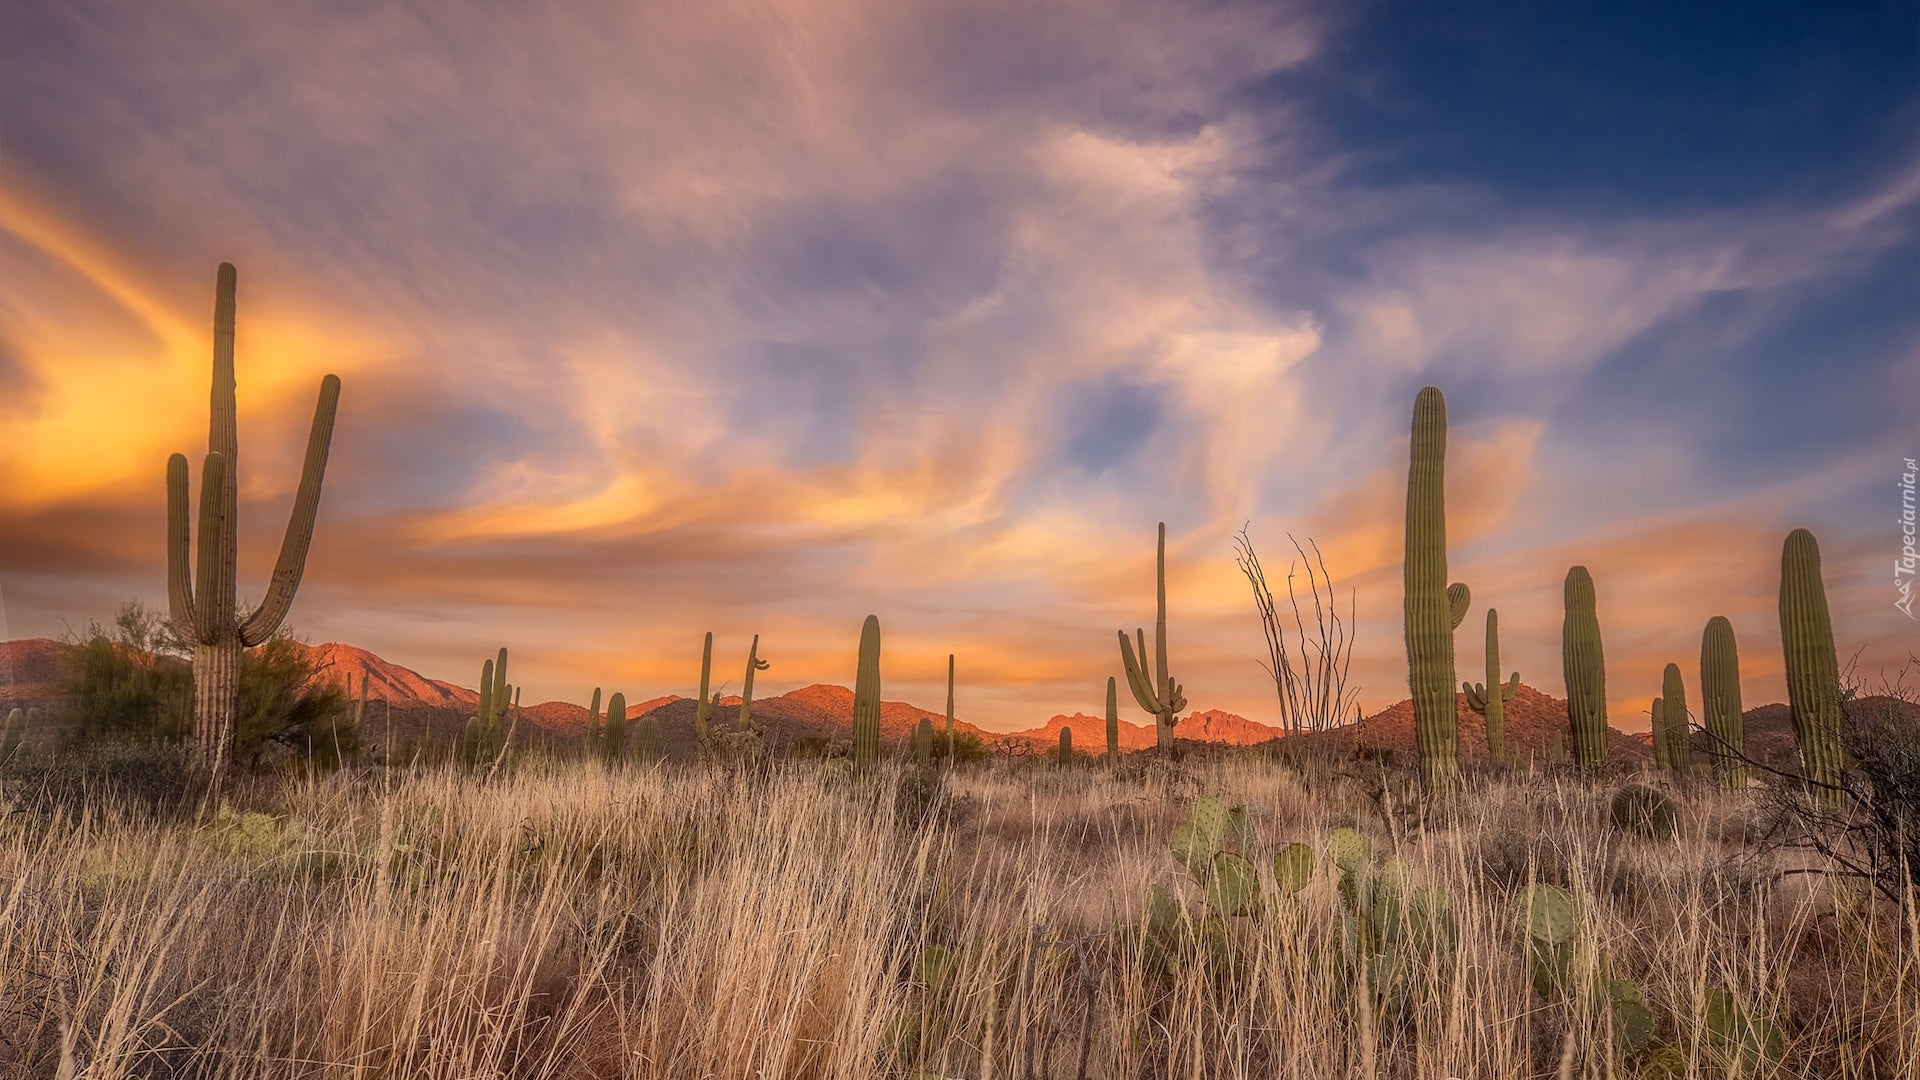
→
(739, 634, 769, 732)
(1105, 676, 1120, 764)
(944, 654, 955, 763)
(168, 264, 341, 784)
(1561, 566, 1608, 767)
(1779, 529, 1845, 803)
(1700, 616, 1746, 789)
(1403, 387, 1470, 793)
(1661, 663, 1691, 775)
(1118, 522, 1187, 751)
(603, 691, 627, 763)
(1464, 608, 1519, 764)
(853, 615, 882, 770)
(695, 632, 714, 745)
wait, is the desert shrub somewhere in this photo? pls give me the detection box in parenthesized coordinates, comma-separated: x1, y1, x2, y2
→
(236, 633, 357, 769)
(62, 602, 194, 742)
(1839, 694, 1920, 901)
(1, 739, 197, 819)
(1609, 783, 1678, 841)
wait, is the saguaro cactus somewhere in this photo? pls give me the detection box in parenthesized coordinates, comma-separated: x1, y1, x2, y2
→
(1561, 566, 1608, 767)
(695, 632, 714, 744)
(1779, 529, 1845, 803)
(1661, 663, 1691, 775)
(945, 654, 955, 762)
(603, 691, 627, 763)
(853, 615, 881, 770)
(585, 687, 603, 752)
(1118, 522, 1188, 751)
(739, 634, 769, 733)
(167, 264, 342, 784)
(1650, 698, 1669, 772)
(1403, 387, 1470, 793)
(463, 648, 511, 768)
(915, 717, 933, 769)
(1058, 726, 1073, 766)
(1464, 608, 1519, 764)
(633, 712, 660, 762)
(1700, 616, 1746, 789)
(1105, 676, 1120, 764)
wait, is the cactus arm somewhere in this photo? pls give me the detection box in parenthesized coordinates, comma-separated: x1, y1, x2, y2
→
(239, 375, 341, 646)
(1502, 671, 1520, 700)
(696, 632, 713, 741)
(1166, 678, 1186, 716)
(1447, 582, 1471, 630)
(1118, 630, 1160, 713)
(1464, 682, 1489, 714)
(166, 454, 198, 633)
(192, 452, 229, 645)
(478, 658, 495, 726)
(491, 648, 509, 726)
(740, 634, 769, 730)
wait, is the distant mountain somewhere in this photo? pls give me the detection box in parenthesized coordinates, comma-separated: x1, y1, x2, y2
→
(1293, 684, 1651, 763)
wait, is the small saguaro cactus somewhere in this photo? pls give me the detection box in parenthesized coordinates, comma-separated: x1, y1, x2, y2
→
(1, 707, 25, 758)
(695, 632, 714, 744)
(914, 717, 933, 769)
(1403, 386, 1471, 794)
(853, 616, 881, 770)
(1700, 616, 1747, 789)
(1118, 522, 1187, 751)
(739, 634, 769, 733)
(1105, 676, 1120, 764)
(1463, 608, 1519, 764)
(633, 712, 660, 763)
(603, 692, 628, 763)
(1661, 663, 1691, 775)
(944, 654, 955, 762)
(1650, 698, 1669, 772)
(1058, 727, 1073, 766)
(462, 649, 511, 768)
(167, 263, 343, 784)
(585, 687, 603, 752)
(1779, 529, 1845, 803)
(1561, 566, 1608, 767)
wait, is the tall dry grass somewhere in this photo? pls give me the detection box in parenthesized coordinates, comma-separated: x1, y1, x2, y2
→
(0, 755, 1911, 1078)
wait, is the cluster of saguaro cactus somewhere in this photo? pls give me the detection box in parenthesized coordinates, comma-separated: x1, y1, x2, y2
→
(1463, 608, 1519, 764)
(1779, 529, 1845, 803)
(1699, 616, 1746, 789)
(461, 648, 514, 769)
(1105, 677, 1120, 765)
(1403, 387, 1471, 794)
(1561, 566, 1608, 767)
(1118, 522, 1187, 751)
(695, 632, 714, 745)
(738, 634, 769, 733)
(1659, 663, 1690, 774)
(167, 263, 342, 785)
(853, 616, 881, 770)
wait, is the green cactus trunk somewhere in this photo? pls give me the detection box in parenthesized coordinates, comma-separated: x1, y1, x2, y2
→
(1105, 676, 1120, 764)
(696, 632, 714, 745)
(1561, 566, 1608, 767)
(1661, 663, 1690, 775)
(853, 616, 881, 770)
(585, 687, 602, 752)
(1779, 529, 1845, 803)
(1651, 698, 1668, 772)
(167, 264, 342, 787)
(1118, 522, 1187, 751)
(945, 654, 955, 763)
(1700, 616, 1746, 790)
(1403, 387, 1469, 794)
(634, 714, 660, 762)
(739, 634, 769, 732)
(1464, 608, 1518, 765)
(603, 692, 627, 764)
(915, 717, 933, 769)
(1058, 726, 1072, 766)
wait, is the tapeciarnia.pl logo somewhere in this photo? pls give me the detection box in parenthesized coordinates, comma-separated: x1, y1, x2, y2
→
(1899, 457, 1917, 619)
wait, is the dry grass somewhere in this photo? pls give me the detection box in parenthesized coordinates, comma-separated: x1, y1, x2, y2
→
(0, 755, 1912, 1079)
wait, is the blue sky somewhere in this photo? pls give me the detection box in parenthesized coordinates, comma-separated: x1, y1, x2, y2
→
(0, 0, 1913, 728)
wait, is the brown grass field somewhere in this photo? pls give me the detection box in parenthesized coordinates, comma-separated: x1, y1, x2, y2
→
(0, 753, 1913, 1079)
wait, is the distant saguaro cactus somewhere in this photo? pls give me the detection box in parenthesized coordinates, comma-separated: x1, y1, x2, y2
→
(1118, 522, 1187, 751)
(695, 632, 714, 745)
(462, 648, 511, 768)
(1, 707, 24, 758)
(853, 616, 881, 770)
(914, 717, 933, 769)
(739, 634, 769, 733)
(944, 654, 955, 763)
(1779, 529, 1845, 803)
(585, 687, 603, 753)
(1105, 676, 1120, 764)
(1561, 566, 1608, 767)
(1058, 727, 1073, 766)
(1464, 608, 1519, 764)
(633, 711, 660, 763)
(167, 263, 342, 784)
(1699, 617, 1746, 789)
(603, 692, 627, 764)
(1403, 387, 1470, 794)
(1650, 698, 1669, 772)
(1661, 663, 1691, 775)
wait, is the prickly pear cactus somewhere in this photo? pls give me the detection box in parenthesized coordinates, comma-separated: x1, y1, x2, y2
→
(1272, 842, 1314, 894)
(1327, 827, 1373, 873)
(1517, 883, 1579, 999)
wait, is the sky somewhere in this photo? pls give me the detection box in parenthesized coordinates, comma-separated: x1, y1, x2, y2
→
(0, 0, 1915, 732)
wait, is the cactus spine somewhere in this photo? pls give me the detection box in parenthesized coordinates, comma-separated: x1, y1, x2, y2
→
(1561, 566, 1608, 767)
(739, 634, 769, 732)
(603, 692, 627, 763)
(1700, 616, 1746, 789)
(1105, 676, 1120, 764)
(1463, 608, 1519, 764)
(1058, 726, 1072, 766)
(1403, 387, 1469, 793)
(1779, 529, 1845, 802)
(167, 263, 342, 784)
(1118, 522, 1187, 751)
(695, 632, 714, 744)
(853, 615, 881, 770)
(1661, 663, 1690, 775)
(945, 654, 955, 763)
